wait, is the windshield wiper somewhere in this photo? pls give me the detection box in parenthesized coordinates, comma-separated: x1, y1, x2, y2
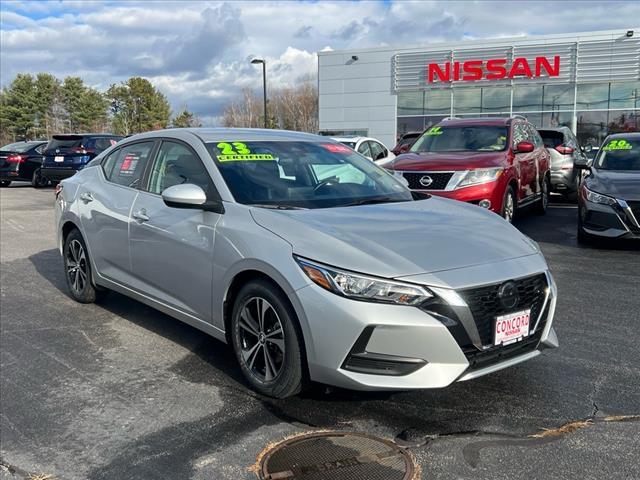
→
(343, 196, 403, 207)
(249, 204, 308, 210)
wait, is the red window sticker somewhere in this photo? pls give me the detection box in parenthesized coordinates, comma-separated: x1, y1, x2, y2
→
(110, 139, 118, 146)
(121, 155, 134, 171)
(321, 143, 352, 153)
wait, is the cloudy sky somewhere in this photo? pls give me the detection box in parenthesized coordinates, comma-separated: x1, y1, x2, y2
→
(1, 0, 638, 124)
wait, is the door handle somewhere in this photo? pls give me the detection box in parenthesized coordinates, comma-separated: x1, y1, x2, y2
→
(132, 209, 150, 222)
(79, 192, 94, 203)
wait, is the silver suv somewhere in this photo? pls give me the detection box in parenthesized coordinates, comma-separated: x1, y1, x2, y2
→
(55, 128, 558, 398)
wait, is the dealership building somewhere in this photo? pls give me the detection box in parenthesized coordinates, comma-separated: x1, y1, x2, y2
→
(318, 29, 640, 149)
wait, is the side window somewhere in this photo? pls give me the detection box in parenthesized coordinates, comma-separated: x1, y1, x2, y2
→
(107, 141, 154, 188)
(526, 125, 542, 147)
(35, 144, 46, 154)
(357, 142, 372, 158)
(368, 141, 386, 161)
(512, 124, 528, 147)
(101, 149, 120, 179)
(93, 137, 115, 152)
(147, 141, 211, 195)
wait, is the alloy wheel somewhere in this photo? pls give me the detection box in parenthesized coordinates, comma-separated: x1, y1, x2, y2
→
(66, 239, 88, 294)
(504, 193, 514, 223)
(238, 297, 285, 382)
(542, 179, 549, 209)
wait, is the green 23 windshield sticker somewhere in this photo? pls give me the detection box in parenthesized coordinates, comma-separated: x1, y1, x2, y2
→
(602, 139, 633, 151)
(216, 142, 276, 161)
(426, 126, 443, 136)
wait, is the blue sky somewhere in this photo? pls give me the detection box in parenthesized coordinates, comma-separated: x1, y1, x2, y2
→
(1, 1, 639, 123)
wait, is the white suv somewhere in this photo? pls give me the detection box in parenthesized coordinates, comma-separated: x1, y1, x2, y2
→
(332, 136, 395, 165)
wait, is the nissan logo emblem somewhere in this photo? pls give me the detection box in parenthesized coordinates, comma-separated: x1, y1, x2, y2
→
(497, 281, 519, 310)
(419, 175, 433, 187)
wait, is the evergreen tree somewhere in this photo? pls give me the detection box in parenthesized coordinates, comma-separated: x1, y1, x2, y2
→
(172, 107, 202, 128)
(107, 77, 171, 135)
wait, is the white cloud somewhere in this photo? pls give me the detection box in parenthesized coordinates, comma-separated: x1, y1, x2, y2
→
(1, 0, 638, 124)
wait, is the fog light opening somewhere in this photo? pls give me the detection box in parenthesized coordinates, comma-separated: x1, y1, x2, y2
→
(479, 199, 492, 209)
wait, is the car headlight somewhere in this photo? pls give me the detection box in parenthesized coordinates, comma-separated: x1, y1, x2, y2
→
(584, 186, 616, 206)
(456, 168, 503, 188)
(295, 256, 433, 306)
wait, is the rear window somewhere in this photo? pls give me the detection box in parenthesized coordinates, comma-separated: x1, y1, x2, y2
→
(339, 142, 357, 149)
(46, 136, 83, 151)
(538, 130, 565, 148)
(85, 136, 122, 152)
(1, 142, 40, 153)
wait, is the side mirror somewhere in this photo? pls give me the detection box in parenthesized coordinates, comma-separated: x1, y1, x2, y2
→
(162, 183, 207, 209)
(399, 144, 410, 153)
(574, 157, 591, 170)
(515, 141, 535, 153)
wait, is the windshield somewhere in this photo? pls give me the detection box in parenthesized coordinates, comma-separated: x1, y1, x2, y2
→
(206, 141, 413, 209)
(594, 138, 640, 171)
(411, 126, 509, 153)
(1, 141, 41, 153)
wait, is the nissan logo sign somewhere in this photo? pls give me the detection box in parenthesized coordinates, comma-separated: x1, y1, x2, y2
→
(419, 175, 433, 187)
(498, 281, 519, 310)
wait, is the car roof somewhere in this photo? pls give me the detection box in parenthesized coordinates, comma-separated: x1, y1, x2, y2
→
(128, 128, 332, 144)
(537, 127, 571, 133)
(605, 132, 640, 140)
(439, 117, 514, 127)
(51, 133, 122, 138)
(331, 136, 365, 143)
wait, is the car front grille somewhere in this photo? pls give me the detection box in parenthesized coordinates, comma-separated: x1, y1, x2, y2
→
(402, 171, 453, 190)
(459, 273, 548, 347)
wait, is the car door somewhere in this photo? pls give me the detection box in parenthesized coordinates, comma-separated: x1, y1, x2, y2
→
(527, 124, 548, 196)
(129, 139, 221, 321)
(24, 143, 46, 179)
(78, 140, 156, 286)
(512, 122, 536, 200)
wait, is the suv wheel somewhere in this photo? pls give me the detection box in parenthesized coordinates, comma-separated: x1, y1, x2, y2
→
(63, 229, 105, 303)
(0, 180, 11, 187)
(32, 169, 48, 188)
(501, 186, 516, 223)
(230, 279, 305, 398)
(535, 175, 550, 215)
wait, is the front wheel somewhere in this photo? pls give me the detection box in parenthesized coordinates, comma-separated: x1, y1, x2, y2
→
(63, 229, 105, 303)
(501, 185, 517, 223)
(230, 280, 305, 398)
(0, 180, 11, 187)
(32, 169, 49, 188)
(534, 175, 550, 215)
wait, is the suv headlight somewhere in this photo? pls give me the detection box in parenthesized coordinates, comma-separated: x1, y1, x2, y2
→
(295, 256, 433, 306)
(456, 168, 503, 188)
(584, 186, 616, 206)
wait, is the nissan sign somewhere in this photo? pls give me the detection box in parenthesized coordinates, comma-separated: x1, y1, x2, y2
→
(427, 55, 561, 83)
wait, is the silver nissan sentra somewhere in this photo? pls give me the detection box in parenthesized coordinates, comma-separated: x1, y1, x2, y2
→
(55, 128, 558, 398)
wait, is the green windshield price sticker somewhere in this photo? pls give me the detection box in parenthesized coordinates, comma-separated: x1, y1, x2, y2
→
(216, 142, 276, 161)
(426, 126, 443, 136)
(603, 139, 633, 151)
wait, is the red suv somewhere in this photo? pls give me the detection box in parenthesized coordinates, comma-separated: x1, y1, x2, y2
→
(385, 116, 551, 222)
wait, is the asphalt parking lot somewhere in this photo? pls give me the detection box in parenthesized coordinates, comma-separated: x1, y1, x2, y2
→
(1, 184, 639, 480)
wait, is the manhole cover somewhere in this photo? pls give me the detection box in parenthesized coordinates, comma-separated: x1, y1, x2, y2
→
(259, 431, 416, 480)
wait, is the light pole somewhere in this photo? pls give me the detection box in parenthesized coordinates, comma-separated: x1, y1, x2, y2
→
(251, 58, 267, 129)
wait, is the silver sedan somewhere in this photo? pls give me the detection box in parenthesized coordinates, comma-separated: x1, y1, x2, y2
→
(55, 128, 558, 398)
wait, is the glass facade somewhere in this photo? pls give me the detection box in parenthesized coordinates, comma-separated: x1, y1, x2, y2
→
(397, 81, 640, 147)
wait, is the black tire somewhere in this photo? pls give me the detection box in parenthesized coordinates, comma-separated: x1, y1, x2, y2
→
(534, 175, 550, 215)
(230, 279, 305, 398)
(0, 180, 11, 187)
(577, 215, 597, 246)
(31, 169, 48, 188)
(63, 229, 105, 303)
(501, 185, 517, 223)
(563, 190, 578, 203)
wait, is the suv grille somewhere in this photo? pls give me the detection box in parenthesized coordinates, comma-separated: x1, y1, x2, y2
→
(402, 171, 453, 190)
(459, 273, 548, 347)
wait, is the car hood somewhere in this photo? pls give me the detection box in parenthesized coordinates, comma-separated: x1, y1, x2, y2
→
(250, 197, 540, 278)
(587, 169, 640, 201)
(388, 152, 505, 171)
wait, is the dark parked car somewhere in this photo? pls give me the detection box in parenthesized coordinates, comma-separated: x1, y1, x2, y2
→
(575, 132, 640, 243)
(0, 140, 48, 187)
(41, 134, 123, 182)
(392, 131, 422, 155)
(538, 127, 587, 200)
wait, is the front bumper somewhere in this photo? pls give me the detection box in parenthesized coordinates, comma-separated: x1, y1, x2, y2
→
(291, 255, 557, 391)
(579, 196, 640, 239)
(41, 166, 79, 181)
(416, 181, 505, 215)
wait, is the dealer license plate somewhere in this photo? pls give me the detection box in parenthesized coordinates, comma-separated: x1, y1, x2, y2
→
(494, 309, 531, 346)
(54, 156, 64, 162)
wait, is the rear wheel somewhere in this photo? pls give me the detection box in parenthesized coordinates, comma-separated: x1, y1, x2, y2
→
(534, 175, 550, 215)
(31, 169, 48, 188)
(0, 180, 11, 187)
(230, 279, 305, 398)
(501, 186, 516, 223)
(63, 229, 105, 303)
